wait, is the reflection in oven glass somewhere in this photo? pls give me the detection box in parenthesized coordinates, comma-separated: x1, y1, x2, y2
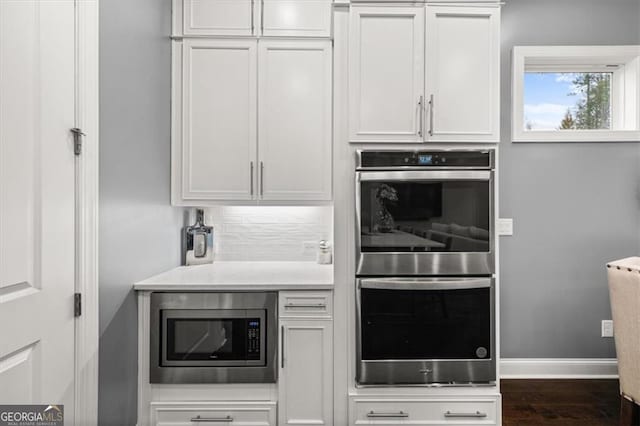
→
(360, 181, 490, 253)
(170, 319, 233, 360)
(361, 288, 491, 360)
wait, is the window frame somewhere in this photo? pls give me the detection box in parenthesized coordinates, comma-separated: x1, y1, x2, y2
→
(512, 45, 640, 142)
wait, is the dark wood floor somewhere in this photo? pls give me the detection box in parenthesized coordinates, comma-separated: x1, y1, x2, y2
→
(502, 379, 623, 426)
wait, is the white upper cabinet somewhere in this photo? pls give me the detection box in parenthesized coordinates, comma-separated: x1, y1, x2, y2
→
(349, 6, 425, 143)
(348, 4, 501, 143)
(425, 5, 500, 142)
(179, 0, 257, 36)
(258, 40, 332, 201)
(172, 39, 332, 205)
(261, 0, 332, 37)
(174, 0, 331, 38)
(174, 39, 257, 202)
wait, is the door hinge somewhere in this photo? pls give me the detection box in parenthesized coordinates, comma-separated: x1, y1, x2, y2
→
(74, 293, 82, 317)
(71, 128, 86, 156)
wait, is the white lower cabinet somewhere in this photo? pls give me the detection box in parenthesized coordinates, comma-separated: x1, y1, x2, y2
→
(278, 292, 334, 425)
(151, 401, 277, 425)
(350, 397, 499, 425)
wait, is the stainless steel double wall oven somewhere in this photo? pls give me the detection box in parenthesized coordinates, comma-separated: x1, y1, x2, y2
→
(355, 149, 496, 386)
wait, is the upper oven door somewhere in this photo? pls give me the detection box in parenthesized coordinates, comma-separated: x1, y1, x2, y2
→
(356, 170, 494, 276)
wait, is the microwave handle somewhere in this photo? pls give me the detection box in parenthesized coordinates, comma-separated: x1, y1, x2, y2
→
(359, 277, 492, 291)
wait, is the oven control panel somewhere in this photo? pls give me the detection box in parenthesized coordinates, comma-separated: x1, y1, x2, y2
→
(246, 319, 261, 359)
(358, 150, 493, 169)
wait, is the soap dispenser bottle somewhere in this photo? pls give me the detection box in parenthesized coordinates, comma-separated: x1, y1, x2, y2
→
(182, 208, 214, 266)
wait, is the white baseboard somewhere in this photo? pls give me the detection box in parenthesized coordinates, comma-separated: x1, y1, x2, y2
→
(500, 358, 618, 379)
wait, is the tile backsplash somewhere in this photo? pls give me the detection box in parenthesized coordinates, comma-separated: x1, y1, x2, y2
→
(196, 206, 333, 261)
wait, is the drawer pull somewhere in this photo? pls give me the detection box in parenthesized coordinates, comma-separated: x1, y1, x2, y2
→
(444, 410, 487, 418)
(284, 303, 327, 309)
(366, 411, 408, 418)
(190, 415, 233, 422)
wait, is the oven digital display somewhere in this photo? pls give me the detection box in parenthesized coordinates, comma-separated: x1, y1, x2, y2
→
(418, 154, 433, 165)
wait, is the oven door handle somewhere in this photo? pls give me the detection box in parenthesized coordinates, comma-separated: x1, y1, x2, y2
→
(358, 277, 492, 291)
(358, 170, 491, 181)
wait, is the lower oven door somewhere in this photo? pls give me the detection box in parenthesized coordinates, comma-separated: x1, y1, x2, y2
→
(356, 277, 495, 385)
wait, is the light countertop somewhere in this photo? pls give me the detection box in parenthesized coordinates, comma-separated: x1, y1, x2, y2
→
(133, 261, 334, 291)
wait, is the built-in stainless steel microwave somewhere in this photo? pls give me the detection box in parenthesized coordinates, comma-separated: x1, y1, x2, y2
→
(356, 149, 495, 276)
(150, 292, 277, 384)
(356, 277, 496, 385)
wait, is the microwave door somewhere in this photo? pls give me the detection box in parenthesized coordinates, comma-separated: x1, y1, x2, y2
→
(356, 170, 494, 276)
(161, 309, 266, 368)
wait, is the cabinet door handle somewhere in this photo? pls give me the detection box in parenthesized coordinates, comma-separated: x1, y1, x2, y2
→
(190, 415, 233, 422)
(260, 161, 264, 197)
(428, 94, 434, 136)
(444, 411, 487, 418)
(280, 325, 285, 368)
(366, 411, 408, 418)
(284, 303, 327, 309)
(418, 95, 424, 138)
(250, 0, 254, 34)
(260, 0, 264, 34)
(250, 161, 254, 196)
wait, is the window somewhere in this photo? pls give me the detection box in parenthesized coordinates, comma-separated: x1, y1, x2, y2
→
(512, 46, 640, 142)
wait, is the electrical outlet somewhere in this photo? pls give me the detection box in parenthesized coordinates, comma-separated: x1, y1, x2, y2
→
(601, 320, 614, 337)
(497, 218, 513, 236)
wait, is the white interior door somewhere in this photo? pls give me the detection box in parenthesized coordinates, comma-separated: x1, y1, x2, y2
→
(258, 40, 332, 201)
(0, 0, 77, 420)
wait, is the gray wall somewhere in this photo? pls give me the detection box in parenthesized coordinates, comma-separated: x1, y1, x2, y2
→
(499, 0, 640, 358)
(99, 0, 183, 424)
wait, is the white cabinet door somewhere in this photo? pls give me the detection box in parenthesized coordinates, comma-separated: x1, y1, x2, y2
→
(425, 6, 500, 142)
(279, 320, 333, 426)
(176, 39, 257, 202)
(261, 0, 332, 37)
(180, 0, 257, 36)
(349, 6, 425, 142)
(0, 0, 76, 419)
(258, 40, 332, 201)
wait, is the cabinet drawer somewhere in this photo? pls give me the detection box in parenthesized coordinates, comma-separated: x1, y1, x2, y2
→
(279, 291, 332, 318)
(151, 402, 276, 426)
(352, 398, 498, 425)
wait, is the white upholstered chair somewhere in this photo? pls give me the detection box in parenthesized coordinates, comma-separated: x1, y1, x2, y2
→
(607, 257, 640, 425)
